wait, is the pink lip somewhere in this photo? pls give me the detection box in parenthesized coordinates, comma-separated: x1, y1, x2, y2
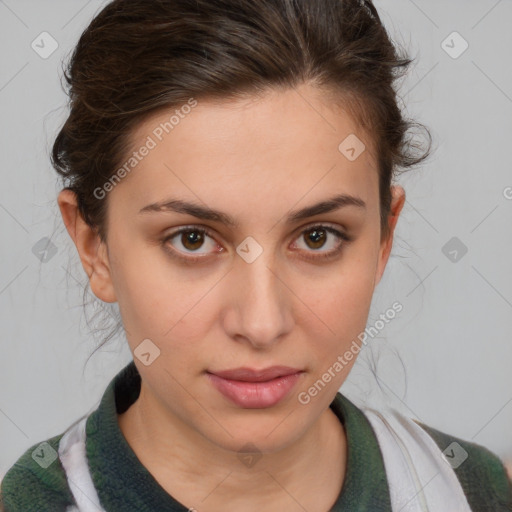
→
(207, 366, 304, 408)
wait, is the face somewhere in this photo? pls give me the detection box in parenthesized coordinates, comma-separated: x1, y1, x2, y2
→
(62, 83, 404, 454)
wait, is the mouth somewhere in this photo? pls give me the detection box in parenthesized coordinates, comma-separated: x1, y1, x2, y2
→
(206, 366, 305, 409)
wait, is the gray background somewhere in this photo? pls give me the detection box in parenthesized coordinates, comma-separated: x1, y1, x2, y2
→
(1, 0, 511, 478)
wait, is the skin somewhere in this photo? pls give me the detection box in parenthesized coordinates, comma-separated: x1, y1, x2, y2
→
(58, 82, 405, 512)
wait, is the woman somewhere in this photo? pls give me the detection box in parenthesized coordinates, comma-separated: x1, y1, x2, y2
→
(1, 0, 511, 510)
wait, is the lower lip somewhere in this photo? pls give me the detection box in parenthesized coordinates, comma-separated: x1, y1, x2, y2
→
(207, 372, 303, 408)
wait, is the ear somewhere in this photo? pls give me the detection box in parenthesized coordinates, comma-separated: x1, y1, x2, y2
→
(57, 189, 117, 303)
(374, 185, 406, 287)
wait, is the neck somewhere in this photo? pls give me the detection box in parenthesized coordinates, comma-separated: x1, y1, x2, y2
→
(118, 382, 347, 512)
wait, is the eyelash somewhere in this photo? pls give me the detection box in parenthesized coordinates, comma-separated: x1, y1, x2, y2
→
(161, 224, 352, 263)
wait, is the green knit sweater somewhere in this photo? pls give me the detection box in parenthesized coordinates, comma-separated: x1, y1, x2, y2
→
(1, 361, 511, 511)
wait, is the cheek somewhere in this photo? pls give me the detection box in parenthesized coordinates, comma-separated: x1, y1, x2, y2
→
(297, 241, 379, 353)
(108, 237, 220, 356)
(107, 235, 175, 335)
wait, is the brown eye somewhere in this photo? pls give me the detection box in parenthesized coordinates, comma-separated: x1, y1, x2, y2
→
(181, 230, 205, 251)
(303, 227, 328, 250)
(292, 224, 350, 260)
(162, 226, 220, 261)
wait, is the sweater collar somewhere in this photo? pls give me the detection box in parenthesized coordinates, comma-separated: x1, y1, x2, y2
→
(85, 360, 391, 511)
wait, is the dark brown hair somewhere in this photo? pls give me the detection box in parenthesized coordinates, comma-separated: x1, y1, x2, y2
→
(53, 0, 431, 242)
(52, 0, 431, 353)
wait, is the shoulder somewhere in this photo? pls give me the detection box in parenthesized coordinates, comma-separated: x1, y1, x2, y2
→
(414, 419, 512, 511)
(0, 433, 75, 512)
(359, 402, 512, 511)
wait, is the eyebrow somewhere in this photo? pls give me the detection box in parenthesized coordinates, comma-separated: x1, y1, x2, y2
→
(138, 193, 366, 227)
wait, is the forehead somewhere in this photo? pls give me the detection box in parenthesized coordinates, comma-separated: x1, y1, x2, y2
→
(110, 84, 379, 217)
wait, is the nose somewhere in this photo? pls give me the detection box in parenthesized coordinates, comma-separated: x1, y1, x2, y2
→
(222, 250, 294, 350)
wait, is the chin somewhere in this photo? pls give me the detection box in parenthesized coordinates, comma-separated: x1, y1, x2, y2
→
(198, 411, 312, 456)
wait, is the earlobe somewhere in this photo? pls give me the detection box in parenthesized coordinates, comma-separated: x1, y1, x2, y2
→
(57, 189, 117, 303)
(374, 185, 406, 287)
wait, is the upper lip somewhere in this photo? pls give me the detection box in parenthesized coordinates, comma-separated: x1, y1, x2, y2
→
(208, 366, 302, 382)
